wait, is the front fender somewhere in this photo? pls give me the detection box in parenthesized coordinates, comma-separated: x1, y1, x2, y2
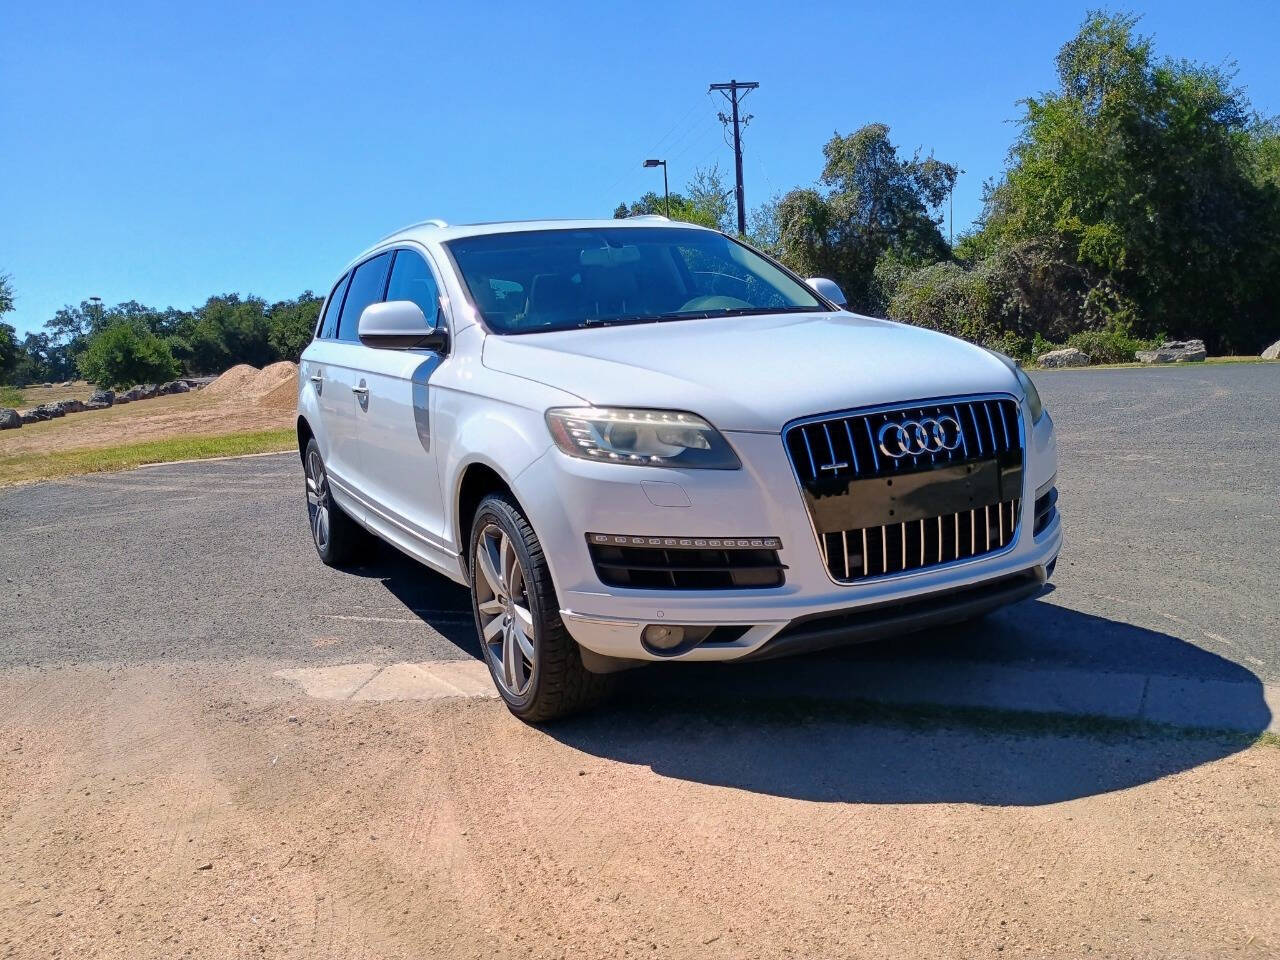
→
(296, 353, 324, 459)
(437, 393, 557, 552)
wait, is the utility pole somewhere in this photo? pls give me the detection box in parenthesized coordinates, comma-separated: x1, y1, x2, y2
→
(709, 79, 758, 235)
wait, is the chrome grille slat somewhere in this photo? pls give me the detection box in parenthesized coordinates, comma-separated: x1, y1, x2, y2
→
(785, 396, 1024, 584)
(843, 420, 860, 474)
(800, 426, 817, 477)
(982, 402, 997, 454)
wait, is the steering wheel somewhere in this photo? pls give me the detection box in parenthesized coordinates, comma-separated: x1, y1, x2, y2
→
(678, 295, 754, 312)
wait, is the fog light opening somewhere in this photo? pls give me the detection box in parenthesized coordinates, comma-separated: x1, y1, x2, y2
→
(641, 624, 716, 655)
(642, 624, 685, 650)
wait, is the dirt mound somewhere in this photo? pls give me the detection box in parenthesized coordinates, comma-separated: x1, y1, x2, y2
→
(203, 362, 298, 402)
(258, 373, 300, 413)
(251, 361, 297, 394)
(203, 364, 261, 397)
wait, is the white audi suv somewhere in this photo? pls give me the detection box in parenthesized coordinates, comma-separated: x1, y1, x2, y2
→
(297, 217, 1061, 720)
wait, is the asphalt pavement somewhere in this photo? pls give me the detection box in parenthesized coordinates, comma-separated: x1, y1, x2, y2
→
(2, 362, 1277, 728)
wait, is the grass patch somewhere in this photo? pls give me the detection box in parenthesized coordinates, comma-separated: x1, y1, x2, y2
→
(0, 428, 296, 486)
(1032, 356, 1277, 371)
(0, 380, 95, 408)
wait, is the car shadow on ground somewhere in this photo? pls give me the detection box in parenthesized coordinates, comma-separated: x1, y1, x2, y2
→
(347, 541, 480, 656)
(361, 545, 1271, 806)
(539, 600, 1273, 807)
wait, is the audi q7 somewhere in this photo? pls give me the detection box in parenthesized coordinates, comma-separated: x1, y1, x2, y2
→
(297, 217, 1061, 720)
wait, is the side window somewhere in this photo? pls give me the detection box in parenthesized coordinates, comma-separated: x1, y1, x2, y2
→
(319, 273, 350, 340)
(337, 252, 393, 343)
(385, 249, 441, 322)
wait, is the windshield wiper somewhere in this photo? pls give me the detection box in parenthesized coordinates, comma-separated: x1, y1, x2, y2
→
(709, 305, 824, 317)
(575, 305, 822, 329)
(577, 313, 701, 328)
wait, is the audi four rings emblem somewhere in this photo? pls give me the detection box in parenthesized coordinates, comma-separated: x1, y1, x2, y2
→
(877, 415, 965, 458)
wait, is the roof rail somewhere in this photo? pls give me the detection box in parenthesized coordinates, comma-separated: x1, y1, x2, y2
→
(375, 218, 449, 243)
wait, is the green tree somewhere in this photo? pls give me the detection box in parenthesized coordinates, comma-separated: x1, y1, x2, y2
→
(173, 294, 272, 374)
(613, 165, 736, 231)
(772, 125, 958, 312)
(78, 322, 181, 389)
(0, 274, 17, 381)
(614, 191, 689, 220)
(981, 11, 1280, 351)
(267, 292, 323, 362)
(13, 331, 64, 384)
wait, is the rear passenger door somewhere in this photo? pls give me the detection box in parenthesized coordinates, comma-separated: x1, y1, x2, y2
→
(317, 252, 392, 496)
(301, 271, 362, 517)
(348, 246, 452, 563)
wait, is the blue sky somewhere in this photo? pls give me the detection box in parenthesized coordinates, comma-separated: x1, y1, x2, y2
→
(3, 0, 1278, 336)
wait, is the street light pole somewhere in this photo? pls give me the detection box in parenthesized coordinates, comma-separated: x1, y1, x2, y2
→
(643, 158, 669, 217)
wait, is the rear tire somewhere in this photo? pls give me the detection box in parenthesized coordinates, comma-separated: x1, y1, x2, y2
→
(469, 493, 614, 722)
(303, 438, 367, 567)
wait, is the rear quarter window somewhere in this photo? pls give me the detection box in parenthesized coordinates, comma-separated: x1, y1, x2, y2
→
(319, 273, 350, 340)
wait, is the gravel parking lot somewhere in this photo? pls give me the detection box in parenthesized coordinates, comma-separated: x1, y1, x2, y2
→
(2, 362, 1278, 958)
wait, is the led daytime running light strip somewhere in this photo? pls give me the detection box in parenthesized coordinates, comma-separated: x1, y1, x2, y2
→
(589, 534, 782, 550)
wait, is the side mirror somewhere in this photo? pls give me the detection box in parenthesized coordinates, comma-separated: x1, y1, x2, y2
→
(358, 300, 447, 351)
(806, 277, 847, 308)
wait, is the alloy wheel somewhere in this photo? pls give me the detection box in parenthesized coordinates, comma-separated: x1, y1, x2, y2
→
(304, 449, 330, 553)
(474, 523, 536, 697)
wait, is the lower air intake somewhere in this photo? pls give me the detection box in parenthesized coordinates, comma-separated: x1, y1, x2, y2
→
(819, 500, 1020, 582)
(586, 535, 785, 590)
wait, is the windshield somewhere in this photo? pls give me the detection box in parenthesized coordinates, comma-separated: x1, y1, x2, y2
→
(445, 226, 829, 334)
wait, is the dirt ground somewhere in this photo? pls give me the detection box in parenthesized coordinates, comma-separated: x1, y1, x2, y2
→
(0, 366, 297, 459)
(2, 661, 1276, 960)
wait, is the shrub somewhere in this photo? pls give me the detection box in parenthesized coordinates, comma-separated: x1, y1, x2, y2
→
(78, 322, 181, 389)
(886, 261, 1001, 344)
(1065, 321, 1160, 365)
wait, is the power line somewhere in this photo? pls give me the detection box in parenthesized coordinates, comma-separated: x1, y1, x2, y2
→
(709, 79, 759, 235)
(599, 95, 713, 206)
(646, 100, 704, 156)
(654, 101, 711, 160)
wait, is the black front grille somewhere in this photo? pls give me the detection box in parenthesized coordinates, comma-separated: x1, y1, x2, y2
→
(784, 397, 1024, 583)
(587, 539, 785, 590)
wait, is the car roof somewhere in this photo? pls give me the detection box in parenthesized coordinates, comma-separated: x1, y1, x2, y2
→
(348, 216, 713, 266)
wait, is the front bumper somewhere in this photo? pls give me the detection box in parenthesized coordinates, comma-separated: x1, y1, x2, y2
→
(516, 408, 1061, 663)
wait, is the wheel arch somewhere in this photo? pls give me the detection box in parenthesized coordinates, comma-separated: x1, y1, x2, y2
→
(296, 414, 314, 462)
(454, 459, 523, 564)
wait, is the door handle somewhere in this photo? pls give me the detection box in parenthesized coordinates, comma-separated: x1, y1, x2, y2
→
(309, 374, 323, 384)
(351, 385, 369, 396)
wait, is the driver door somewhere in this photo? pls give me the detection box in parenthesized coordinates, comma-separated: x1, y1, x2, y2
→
(349, 246, 451, 560)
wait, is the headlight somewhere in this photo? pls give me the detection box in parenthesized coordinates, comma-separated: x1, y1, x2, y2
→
(546, 407, 740, 469)
(986, 350, 1045, 423)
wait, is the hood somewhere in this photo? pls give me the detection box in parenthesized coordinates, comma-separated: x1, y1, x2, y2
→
(481, 311, 1020, 433)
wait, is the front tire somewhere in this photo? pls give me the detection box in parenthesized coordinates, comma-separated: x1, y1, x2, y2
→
(303, 438, 366, 567)
(469, 493, 613, 722)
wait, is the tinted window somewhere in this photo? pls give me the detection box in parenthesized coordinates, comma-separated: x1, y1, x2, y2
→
(386, 249, 441, 322)
(319, 273, 350, 340)
(337, 252, 393, 342)
(445, 227, 825, 334)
